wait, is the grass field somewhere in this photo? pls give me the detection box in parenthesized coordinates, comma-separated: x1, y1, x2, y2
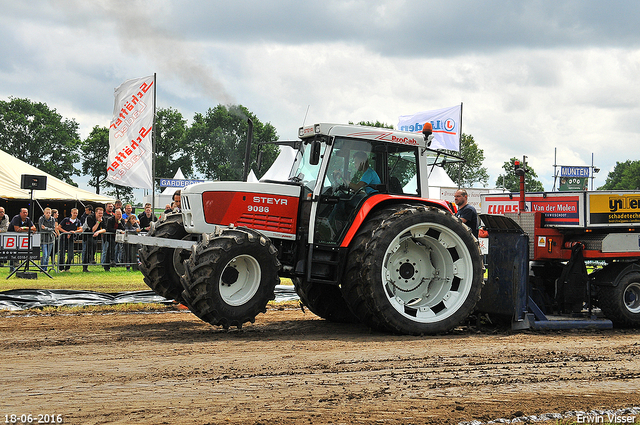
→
(0, 265, 149, 292)
(0, 266, 293, 292)
(0, 265, 297, 315)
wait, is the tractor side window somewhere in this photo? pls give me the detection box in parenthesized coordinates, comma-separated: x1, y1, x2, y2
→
(321, 138, 377, 190)
(388, 149, 419, 196)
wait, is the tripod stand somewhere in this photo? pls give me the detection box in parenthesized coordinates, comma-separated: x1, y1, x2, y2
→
(6, 188, 52, 279)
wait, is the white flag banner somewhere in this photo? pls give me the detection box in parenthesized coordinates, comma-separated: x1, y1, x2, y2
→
(397, 104, 462, 151)
(107, 75, 155, 189)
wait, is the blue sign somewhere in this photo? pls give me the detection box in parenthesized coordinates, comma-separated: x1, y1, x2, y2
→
(159, 178, 204, 188)
(560, 166, 590, 178)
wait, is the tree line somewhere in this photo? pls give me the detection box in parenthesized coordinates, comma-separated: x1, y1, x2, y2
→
(0, 98, 280, 203)
(2, 97, 634, 200)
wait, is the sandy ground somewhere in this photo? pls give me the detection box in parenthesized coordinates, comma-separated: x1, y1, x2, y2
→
(2, 306, 640, 425)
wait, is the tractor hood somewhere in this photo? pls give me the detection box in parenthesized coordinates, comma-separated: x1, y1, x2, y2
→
(181, 181, 302, 241)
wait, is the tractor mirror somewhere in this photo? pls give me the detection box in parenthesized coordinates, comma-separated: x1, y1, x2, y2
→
(309, 140, 321, 165)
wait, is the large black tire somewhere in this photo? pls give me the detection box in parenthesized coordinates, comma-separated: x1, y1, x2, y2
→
(294, 278, 360, 323)
(598, 272, 640, 327)
(341, 205, 409, 332)
(341, 205, 483, 335)
(138, 214, 192, 303)
(180, 227, 281, 329)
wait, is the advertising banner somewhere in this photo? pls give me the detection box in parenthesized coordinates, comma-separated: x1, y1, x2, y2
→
(107, 75, 155, 189)
(559, 177, 588, 191)
(0, 233, 40, 260)
(481, 193, 584, 227)
(588, 192, 640, 226)
(159, 178, 205, 188)
(560, 166, 590, 177)
(397, 104, 462, 151)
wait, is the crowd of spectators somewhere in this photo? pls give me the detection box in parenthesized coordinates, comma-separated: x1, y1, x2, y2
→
(0, 190, 182, 273)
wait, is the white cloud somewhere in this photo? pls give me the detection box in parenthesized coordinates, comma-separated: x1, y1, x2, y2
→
(1, 0, 640, 196)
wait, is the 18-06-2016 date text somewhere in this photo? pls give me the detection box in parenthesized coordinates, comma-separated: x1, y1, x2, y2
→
(4, 414, 63, 424)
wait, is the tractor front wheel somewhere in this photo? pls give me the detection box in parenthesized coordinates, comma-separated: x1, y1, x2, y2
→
(139, 214, 191, 303)
(180, 227, 280, 329)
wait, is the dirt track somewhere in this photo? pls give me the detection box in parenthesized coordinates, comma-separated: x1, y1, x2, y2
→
(2, 306, 640, 425)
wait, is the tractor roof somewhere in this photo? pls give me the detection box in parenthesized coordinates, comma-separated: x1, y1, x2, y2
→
(298, 123, 427, 148)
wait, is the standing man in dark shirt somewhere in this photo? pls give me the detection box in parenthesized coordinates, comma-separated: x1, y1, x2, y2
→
(58, 208, 82, 271)
(105, 202, 115, 217)
(10, 208, 36, 233)
(137, 203, 157, 232)
(9, 208, 36, 271)
(81, 205, 96, 272)
(454, 189, 479, 239)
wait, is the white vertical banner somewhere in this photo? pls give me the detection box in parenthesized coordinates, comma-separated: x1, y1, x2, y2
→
(107, 75, 155, 189)
(397, 104, 462, 151)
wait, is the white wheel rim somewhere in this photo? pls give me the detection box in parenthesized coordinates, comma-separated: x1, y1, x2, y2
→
(624, 282, 640, 314)
(219, 255, 262, 306)
(381, 222, 475, 323)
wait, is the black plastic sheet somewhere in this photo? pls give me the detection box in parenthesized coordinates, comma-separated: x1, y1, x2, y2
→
(0, 285, 299, 311)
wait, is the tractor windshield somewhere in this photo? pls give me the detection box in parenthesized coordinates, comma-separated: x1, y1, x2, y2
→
(289, 140, 328, 192)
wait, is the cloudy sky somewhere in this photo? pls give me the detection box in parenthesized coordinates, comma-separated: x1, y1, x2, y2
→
(2, 0, 639, 195)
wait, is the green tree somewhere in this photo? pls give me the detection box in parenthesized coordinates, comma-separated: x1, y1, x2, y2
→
(155, 107, 193, 188)
(79, 125, 134, 202)
(598, 160, 640, 190)
(103, 183, 135, 203)
(80, 126, 109, 194)
(0, 97, 80, 185)
(189, 105, 279, 181)
(495, 157, 545, 192)
(442, 133, 489, 188)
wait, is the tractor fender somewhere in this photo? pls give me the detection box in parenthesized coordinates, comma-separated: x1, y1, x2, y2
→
(339, 194, 453, 248)
(591, 261, 640, 287)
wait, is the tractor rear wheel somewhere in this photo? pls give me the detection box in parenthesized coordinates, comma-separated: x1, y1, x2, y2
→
(138, 214, 191, 303)
(598, 272, 640, 327)
(294, 278, 359, 323)
(180, 227, 280, 329)
(342, 205, 483, 335)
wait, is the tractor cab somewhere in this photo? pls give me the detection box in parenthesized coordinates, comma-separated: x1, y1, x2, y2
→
(291, 123, 462, 245)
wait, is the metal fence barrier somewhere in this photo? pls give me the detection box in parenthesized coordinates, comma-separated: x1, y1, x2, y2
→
(2, 231, 144, 273)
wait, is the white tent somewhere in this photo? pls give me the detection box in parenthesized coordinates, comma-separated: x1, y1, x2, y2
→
(260, 146, 295, 182)
(427, 166, 456, 187)
(161, 168, 186, 197)
(0, 148, 114, 203)
(144, 168, 187, 208)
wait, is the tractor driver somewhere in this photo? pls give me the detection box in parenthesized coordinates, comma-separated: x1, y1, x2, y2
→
(328, 151, 381, 227)
(333, 151, 381, 195)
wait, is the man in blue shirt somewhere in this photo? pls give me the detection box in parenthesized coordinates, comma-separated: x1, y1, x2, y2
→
(348, 151, 381, 194)
(328, 151, 381, 228)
